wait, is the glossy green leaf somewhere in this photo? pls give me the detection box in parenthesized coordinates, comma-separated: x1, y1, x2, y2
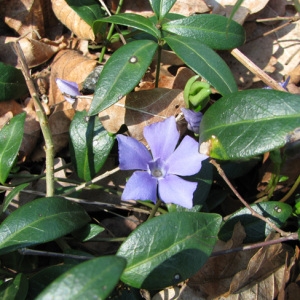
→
(72, 223, 104, 241)
(88, 40, 158, 115)
(65, 0, 105, 26)
(94, 13, 161, 38)
(162, 14, 245, 50)
(0, 273, 28, 300)
(28, 265, 73, 299)
(36, 256, 126, 300)
(219, 201, 292, 243)
(0, 197, 90, 255)
(164, 35, 237, 96)
(117, 212, 222, 289)
(1, 183, 29, 213)
(0, 62, 28, 101)
(149, 0, 177, 21)
(0, 112, 26, 184)
(69, 111, 115, 181)
(199, 89, 300, 160)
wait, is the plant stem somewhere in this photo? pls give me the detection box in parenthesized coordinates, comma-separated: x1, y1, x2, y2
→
(155, 45, 162, 88)
(61, 167, 120, 196)
(211, 232, 299, 256)
(280, 174, 300, 202)
(13, 41, 54, 197)
(148, 199, 162, 220)
(210, 159, 291, 237)
(98, 0, 124, 63)
(230, 48, 287, 91)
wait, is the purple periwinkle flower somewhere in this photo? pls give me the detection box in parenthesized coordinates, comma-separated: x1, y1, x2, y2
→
(56, 78, 80, 104)
(181, 108, 203, 134)
(263, 76, 290, 90)
(116, 116, 208, 209)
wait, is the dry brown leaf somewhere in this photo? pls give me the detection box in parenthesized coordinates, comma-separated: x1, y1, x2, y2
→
(108, 0, 209, 16)
(99, 88, 186, 144)
(1, 0, 45, 39)
(29, 49, 98, 159)
(51, 0, 95, 40)
(0, 36, 67, 68)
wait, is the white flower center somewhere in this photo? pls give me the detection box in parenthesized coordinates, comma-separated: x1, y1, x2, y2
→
(148, 158, 167, 179)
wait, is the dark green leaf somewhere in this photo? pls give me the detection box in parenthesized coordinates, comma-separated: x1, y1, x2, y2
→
(149, 0, 177, 21)
(35, 256, 126, 300)
(28, 265, 73, 299)
(0, 113, 26, 184)
(219, 201, 292, 243)
(0, 273, 28, 300)
(65, 0, 105, 26)
(72, 224, 104, 241)
(0, 197, 90, 255)
(88, 40, 158, 115)
(162, 14, 245, 50)
(117, 212, 222, 289)
(69, 111, 115, 181)
(199, 89, 300, 160)
(164, 35, 237, 96)
(0, 62, 28, 101)
(1, 183, 29, 213)
(94, 13, 161, 38)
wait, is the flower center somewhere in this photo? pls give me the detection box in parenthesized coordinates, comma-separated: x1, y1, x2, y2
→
(148, 158, 167, 179)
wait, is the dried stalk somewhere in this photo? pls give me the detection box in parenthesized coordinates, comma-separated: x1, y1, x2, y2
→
(12, 41, 54, 197)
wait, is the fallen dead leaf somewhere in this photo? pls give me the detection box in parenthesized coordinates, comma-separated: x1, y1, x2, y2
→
(51, 0, 95, 41)
(99, 88, 186, 144)
(1, 0, 45, 39)
(0, 36, 67, 68)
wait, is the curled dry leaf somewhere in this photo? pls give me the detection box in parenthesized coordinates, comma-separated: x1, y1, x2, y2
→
(51, 0, 95, 40)
(30, 49, 97, 159)
(0, 36, 67, 68)
(99, 88, 186, 144)
(1, 0, 45, 39)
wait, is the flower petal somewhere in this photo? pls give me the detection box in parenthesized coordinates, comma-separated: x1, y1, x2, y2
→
(166, 135, 208, 176)
(117, 135, 152, 170)
(144, 116, 179, 161)
(122, 171, 157, 203)
(181, 108, 203, 133)
(158, 175, 196, 208)
(56, 78, 80, 103)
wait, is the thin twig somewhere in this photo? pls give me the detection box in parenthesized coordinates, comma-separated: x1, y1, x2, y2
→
(61, 167, 121, 196)
(230, 48, 287, 91)
(210, 159, 290, 237)
(12, 41, 55, 197)
(211, 232, 298, 256)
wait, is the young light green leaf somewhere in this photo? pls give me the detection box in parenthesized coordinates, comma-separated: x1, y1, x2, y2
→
(0, 62, 28, 101)
(0, 273, 28, 300)
(0, 197, 90, 255)
(1, 183, 29, 213)
(162, 14, 245, 50)
(72, 224, 104, 242)
(65, 0, 105, 26)
(199, 89, 300, 160)
(219, 202, 292, 243)
(94, 13, 161, 39)
(69, 111, 115, 181)
(149, 0, 177, 21)
(117, 212, 222, 289)
(0, 112, 26, 184)
(88, 40, 158, 115)
(35, 256, 126, 300)
(164, 35, 237, 96)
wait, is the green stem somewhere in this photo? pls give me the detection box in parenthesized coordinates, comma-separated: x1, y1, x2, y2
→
(13, 42, 54, 197)
(137, 200, 167, 214)
(148, 199, 162, 220)
(279, 174, 300, 202)
(155, 45, 162, 88)
(98, 0, 124, 63)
